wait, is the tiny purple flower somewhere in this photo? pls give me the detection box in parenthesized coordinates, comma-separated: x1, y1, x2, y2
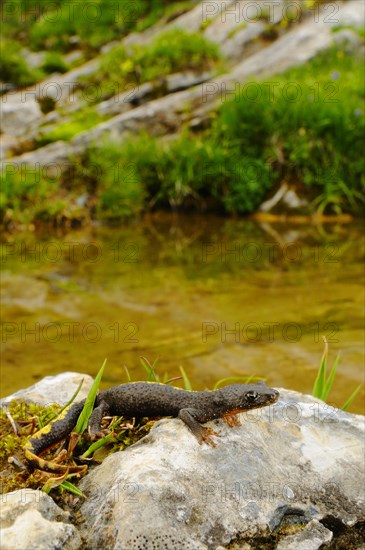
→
(354, 109, 363, 116)
(331, 71, 340, 80)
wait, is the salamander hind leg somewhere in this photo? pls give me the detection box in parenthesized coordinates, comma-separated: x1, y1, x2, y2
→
(88, 399, 110, 439)
(178, 408, 220, 447)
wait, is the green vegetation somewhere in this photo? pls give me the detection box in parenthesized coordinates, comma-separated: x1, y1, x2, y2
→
(75, 359, 106, 434)
(312, 339, 361, 410)
(80, 28, 221, 101)
(0, 0, 198, 86)
(40, 51, 70, 74)
(0, 39, 43, 86)
(75, 46, 365, 220)
(0, 401, 63, 494)
(1, 0, 197, 53)
(36, 107, 107, 145)
(0, 398, 154, 497)
(1, 45, 364, 228)
(332, 24, 365, 40)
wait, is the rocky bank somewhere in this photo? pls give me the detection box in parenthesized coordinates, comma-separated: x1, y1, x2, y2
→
(1, 0, 364, 172)
(0, 372, 364, 549)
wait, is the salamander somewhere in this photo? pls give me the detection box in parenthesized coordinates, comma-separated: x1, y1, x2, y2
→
(24, 381, 279, 473)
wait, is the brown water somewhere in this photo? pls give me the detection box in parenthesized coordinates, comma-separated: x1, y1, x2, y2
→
(1, 214, 364, 413)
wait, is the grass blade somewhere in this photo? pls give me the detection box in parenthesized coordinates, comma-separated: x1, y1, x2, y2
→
(75, 359, 106, 434)
(322, 353, 340, 400)
(313, 338, 328, 398)
(140, 356, 159, 381)
(179, 366, 192, 391)
(342, 385, 362, 411)
(81, 417, 123, 458)
(81, 432, 114, 459)
(60, 480, 86, 497)
(123, 365, 131, 382)
(164, 376, 182, 385)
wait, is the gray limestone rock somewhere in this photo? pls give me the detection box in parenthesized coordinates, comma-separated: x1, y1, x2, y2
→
(77, 388, 364, 549)
(0, 490, 81, 550)
(0, 374, 364, 549)
(0, 371, 93, 407)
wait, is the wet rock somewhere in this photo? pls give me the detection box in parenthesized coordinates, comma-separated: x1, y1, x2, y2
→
(0, 371, 93, 407)
(78, 388, 364, 549)
(0, 489, 81, 550)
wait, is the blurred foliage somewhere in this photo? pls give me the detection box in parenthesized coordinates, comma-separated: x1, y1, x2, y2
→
(0, 0, 198, 86)
(1, 0, 364, 229)
(1, 0, 197, 53)
(36, 108, 107, 145)
(0, 39, 43, 86)
(81, 28, 220, 100)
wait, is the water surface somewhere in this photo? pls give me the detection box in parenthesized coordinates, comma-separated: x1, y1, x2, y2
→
(1, 214, 364, 413)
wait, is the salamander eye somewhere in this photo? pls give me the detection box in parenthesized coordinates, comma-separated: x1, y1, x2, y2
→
(245, 390, 259, 401)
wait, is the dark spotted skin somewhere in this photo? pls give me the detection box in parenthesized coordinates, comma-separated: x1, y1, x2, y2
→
(24, 381, 279, 473)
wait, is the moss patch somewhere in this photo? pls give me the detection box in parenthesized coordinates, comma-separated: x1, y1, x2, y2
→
(0, 401, 154, 497)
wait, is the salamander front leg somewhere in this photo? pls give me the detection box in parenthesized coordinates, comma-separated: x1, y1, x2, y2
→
(178, 408, 220, 447)
(88, 399, 110, 439)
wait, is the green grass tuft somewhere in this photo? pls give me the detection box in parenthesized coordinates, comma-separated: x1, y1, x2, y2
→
(81, 28, 220, 101)
(313, 338, 362, 410)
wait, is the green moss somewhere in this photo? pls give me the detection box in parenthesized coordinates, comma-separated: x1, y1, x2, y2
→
(36, 108, 107, 145)
(0, 400, 154, 495)
(0, 401, 61, 493)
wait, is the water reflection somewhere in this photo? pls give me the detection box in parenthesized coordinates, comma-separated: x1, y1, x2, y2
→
(1, 214, 364, 413)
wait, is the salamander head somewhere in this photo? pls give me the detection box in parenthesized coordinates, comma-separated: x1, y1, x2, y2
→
(217, 382, 279, 412)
